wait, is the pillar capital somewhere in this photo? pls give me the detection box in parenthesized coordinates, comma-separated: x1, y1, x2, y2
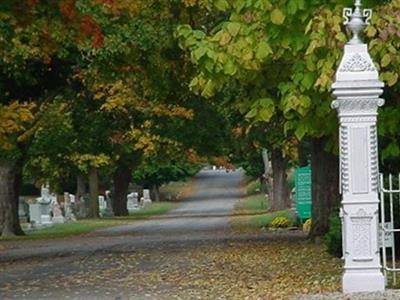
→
(332, 41, 384, 119)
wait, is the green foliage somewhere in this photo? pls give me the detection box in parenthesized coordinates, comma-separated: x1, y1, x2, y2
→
(0, 0, 228, 195)
(133, 157, 200, 188)
(176, 0, 400, 166)
(323, 209, 342, 258)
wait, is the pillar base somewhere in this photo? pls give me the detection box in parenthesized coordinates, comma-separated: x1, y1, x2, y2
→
(342, 271, 385, 293)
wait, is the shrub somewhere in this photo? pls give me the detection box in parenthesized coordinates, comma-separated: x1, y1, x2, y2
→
(323, 209, 343, 257)
(271, 216, 290, 228)
(302, 219, 312, 234)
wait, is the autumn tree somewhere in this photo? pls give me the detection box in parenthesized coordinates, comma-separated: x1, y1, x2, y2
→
(176, 0, 398, 237)
(0, 0, 79, 235)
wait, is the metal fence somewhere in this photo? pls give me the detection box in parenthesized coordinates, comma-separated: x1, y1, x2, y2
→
(379, 173, 400, 287)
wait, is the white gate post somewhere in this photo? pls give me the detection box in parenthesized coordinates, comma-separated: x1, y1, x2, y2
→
(331, 0, 385, 293)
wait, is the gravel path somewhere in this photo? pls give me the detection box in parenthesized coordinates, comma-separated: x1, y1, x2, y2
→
(0, 170, 242, 262)
(97, 169, 241, 235)
(1, 169, 398, 300)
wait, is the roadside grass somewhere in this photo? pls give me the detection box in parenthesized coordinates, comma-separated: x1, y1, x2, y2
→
(234, 193, 268, 214)
(160, 179, 194, 201)
(1, 201, 176, 241)
(231, 209, 295, 233)
(1, 178, 194, 242)
(126, 202, 176, 218)
(231, 179, 296, 233)
(245, 180, 261, 195)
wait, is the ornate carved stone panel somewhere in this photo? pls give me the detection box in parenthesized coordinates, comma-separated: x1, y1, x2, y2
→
(334, 98, 384, 115)
(369, 125, 379, 192)
(351, 208, 373, 261)
(340, 125, 350, 194)
(340, 53, 375, 72)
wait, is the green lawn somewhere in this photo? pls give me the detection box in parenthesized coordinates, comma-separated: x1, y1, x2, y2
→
(1, 202, 176, 241)
(231, 192, 296, 233)
(245, 180, 262, 195)
(234, 193, 268, 213)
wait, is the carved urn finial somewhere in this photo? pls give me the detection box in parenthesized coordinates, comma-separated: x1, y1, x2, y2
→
(343, 0, 372, 45)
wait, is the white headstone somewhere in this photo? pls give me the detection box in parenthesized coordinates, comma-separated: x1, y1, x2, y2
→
(331, 1, 385, 293)
(141, 189, 152, 206)
(29, 188, 52, 225)
(29, 203, 42, 225)
(64, 192, 76, 221)
(18, 199, 27, 223)
(102, 190, 114, 217)
(51, 195, 65, 224)
(41, 214, 52, 225)
(37, 185, 51, 204)
(127, 192, 139, 211)
(98, 195, 106, 210)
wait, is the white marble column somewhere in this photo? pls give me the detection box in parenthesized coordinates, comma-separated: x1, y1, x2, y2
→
(331, 0, 385, 293)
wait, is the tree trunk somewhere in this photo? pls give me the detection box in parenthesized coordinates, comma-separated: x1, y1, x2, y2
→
(87, 167, 99, 218)
(112, 164, 132, 216)
(261, 148, 273, 204)
(0, 160, 24, 237)
(152, 184, 160, 202)
(298, 139, 310, 167)
(75, 174, 87, 218)
(309, 137, 340, 239)
(270, 149, 291, 211)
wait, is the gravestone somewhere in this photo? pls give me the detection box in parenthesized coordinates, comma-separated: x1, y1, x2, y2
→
(18, 199, 28, 223)
(51, 195, 65, 224)
(41, 214, 52, 225)
(127, 192, 139, 211)
(75, 195, 87, 219)
(102, 190, 114, 217)
(98, 195, 106, 211)
(37, 185, 52, 214)
(141, 189, 152, 206)
(29, 185, 52, 225)
(64, 192, 76, 221)
(29, 203, 42, 225)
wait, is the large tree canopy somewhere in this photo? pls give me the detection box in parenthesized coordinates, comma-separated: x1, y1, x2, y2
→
(0, 0, 399, 238)
(176, 0, 400, 236)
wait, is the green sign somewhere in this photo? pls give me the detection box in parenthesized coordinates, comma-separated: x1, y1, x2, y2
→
(295, 166, 312, 222)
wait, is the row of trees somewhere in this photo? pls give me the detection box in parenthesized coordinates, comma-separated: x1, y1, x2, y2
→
(0, 0, 232, 236)
(175, 0, 400, 238)
(1, 0, 399, 239)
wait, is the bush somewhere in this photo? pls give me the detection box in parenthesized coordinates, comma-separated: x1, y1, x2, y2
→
(302, 219, 312, 234)
(271, 216, 290, 228)
(323, 209, 342, 257)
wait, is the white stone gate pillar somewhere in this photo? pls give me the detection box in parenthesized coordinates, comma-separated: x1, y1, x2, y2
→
(331, 0, 385, 293)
